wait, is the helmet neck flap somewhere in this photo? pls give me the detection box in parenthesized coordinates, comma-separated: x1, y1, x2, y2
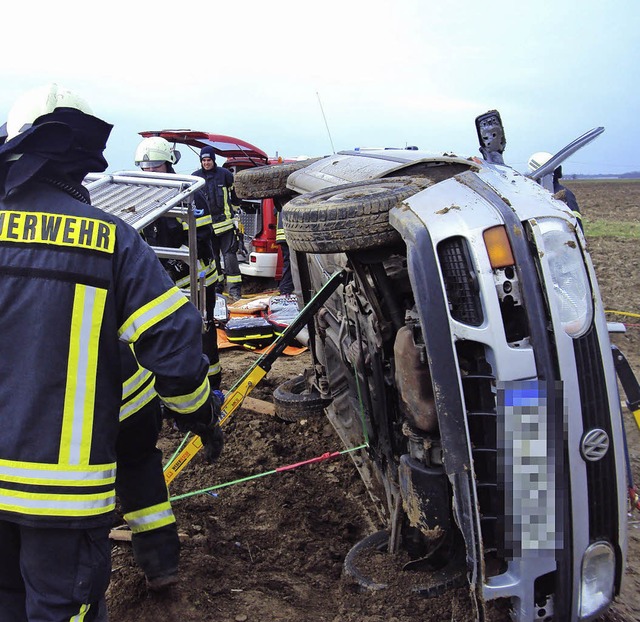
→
(0, 107, 112, 200)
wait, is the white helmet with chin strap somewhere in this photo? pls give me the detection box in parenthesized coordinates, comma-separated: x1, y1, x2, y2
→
(134, 137, 180, 170)
(6, 83, 93, 141)
(527, 151, 553, 173)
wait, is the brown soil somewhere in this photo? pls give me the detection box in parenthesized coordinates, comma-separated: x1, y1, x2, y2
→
(106, 180, 640, 622)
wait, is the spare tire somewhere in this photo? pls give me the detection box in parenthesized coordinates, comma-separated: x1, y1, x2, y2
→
(234, 158, 323, 199)
(273, 370, 330, 422)
(282, 177, 431, 254)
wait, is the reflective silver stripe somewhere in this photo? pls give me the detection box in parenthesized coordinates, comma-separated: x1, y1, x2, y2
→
(119, 288, 188, 342)
(161, 377, 210, 414)
(122, 362, 153, 400)
(196, 214, 212, 227)
(0, 487, 115, 513)
(208, 361, 221, 376)
(70, 287, 96, 463)
(0, 462, 115, 485)
(119, 382, 157, 422)
(61, 285, 106, 466)
(178, 214, 213, 228)
(212, 219, 234, 234)
(125, 503, 175, 533)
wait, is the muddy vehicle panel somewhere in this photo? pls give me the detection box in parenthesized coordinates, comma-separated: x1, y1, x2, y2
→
(276, 115, 629, 621)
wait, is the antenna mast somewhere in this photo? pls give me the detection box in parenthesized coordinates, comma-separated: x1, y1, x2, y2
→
(316, 91, 336, 154)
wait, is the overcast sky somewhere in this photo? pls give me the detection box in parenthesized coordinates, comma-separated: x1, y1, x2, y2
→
(2, 0, 638, 176)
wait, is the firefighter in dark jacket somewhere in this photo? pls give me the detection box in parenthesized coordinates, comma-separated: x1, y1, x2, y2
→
(121, 137, 223, 591)
(116, 343, 181, 591)
(274, 197, 295, 296)
(0, 83, 223, 622)
(135, 137, 221, 388)
(192, 146, 243, 300)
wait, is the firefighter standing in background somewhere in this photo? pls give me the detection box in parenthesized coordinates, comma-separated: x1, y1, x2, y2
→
(192, 146, 243, 300)
(114, 137, 224, 590)
(274, 197, 295, 297)
(0, 83, 223, 621)
(134, 137, 222, 389)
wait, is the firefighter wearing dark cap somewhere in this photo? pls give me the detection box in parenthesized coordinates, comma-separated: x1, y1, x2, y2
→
(192, 146, 243, 300)
(0, 83, 223, 622)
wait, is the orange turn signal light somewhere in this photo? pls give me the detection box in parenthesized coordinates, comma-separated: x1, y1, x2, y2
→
(483, 226, 514, 268)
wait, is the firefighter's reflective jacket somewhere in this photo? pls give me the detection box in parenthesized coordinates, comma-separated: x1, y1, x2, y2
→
(192, 165, 238, 236)
(117, 342, 177, 539)
(119, 343, 157, 425)
(0, 182, 210, 527)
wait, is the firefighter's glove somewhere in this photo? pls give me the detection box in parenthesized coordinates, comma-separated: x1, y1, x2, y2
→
(171, 394, 224, 464)
(199, 423, 224, 464)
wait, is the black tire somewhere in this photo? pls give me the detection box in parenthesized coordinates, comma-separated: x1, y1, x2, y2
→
(343, 530, 390, 591)
(273, 371, 329, 422)
(343, 530, 467, 597)
(234, 158, 323, 199)
(282, 177, 430, 254)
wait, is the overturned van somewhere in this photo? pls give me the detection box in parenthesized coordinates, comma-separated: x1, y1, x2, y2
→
(273, 113, 631, 621)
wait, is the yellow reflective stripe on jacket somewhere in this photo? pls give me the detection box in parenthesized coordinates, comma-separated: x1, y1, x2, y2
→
(119, 380, 157, 423)
(71, 603, 90, 622)
(118, 287, 188, 342)
(0, 459, 116, 486)
(161, 376, 210, 414)
(226, 274, 242, 285)
(174, 258, 218, 289)
(179, 214, 213, 229)
(208, 361, 221, 376)
(276, 227, 286, 243)
(122, 353, 154, 401)
(60, 284, 107, 466)
(212, 185, 236, 233)
(120, 345, 157, 422)
(0, 486, 115, 516)
(124, 500, 176, 533)
(212, 219, 235, 235)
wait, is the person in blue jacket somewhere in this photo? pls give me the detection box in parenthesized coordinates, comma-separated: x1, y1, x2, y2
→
(0, 83, 222, 622)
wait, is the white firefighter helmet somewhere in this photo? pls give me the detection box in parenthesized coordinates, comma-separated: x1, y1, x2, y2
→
(527, 151, 553, 173)
(134, 137, 179, 169)
(6, 83, 93, 141)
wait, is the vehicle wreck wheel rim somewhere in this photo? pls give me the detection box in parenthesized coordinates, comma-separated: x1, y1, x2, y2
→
(282, 177, 430, 254)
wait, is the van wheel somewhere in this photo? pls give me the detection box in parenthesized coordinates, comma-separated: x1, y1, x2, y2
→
(273, 371, 330, 421)
(343, 530, 467, 597)
(282, 177, 430, 253)
(234, 158, 322, 199)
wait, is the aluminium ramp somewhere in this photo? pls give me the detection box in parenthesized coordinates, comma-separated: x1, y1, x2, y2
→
(84, 170, 204, 232)
(83, 170, 207, 314)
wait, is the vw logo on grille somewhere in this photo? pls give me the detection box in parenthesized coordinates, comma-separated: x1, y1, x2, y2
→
(580, 429, 610, 462)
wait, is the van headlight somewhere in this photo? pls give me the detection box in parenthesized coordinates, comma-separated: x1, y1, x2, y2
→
(579, 541, 615, 619)
(537, 219, 593, 338)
